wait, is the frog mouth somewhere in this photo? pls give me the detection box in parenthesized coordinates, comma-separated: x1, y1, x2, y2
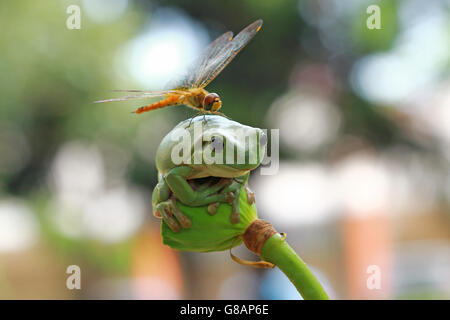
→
(201, 164, 252, 178)
(219, 163, 258, 171)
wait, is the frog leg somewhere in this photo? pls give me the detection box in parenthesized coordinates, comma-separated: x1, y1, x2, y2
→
(153, 199, 191, 232)
(152, 173, 192, 232)
(206, 181, 239, 216)
(168, 196, 192, 229)
(152, 173, 170, 218)
(229, 187, 241, 224)
(244, 184, 255, 204)
(154, 201, 178, 232)
(227, 174, 249, 224)
(153, 197, 192, 233)
(165, 166, 232, 206)
(209, 173, 251, 224)
(207, 202, 220, 215)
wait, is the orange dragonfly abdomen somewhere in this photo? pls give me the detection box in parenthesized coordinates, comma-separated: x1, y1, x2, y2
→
(133, 88, 207, 114)
(133, 93, 183, 114)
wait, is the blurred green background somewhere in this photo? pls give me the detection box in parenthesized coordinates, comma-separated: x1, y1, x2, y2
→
(0, 0, 449, 299)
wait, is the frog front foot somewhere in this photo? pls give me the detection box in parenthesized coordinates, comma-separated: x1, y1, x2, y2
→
(154, 197, 192, 232)
(209, 180, 252, 224)
(206, 191, 235, 216)
(227, 190, 241, 224)
(207, 202, 220, 215)
(245, 185, 255, 204)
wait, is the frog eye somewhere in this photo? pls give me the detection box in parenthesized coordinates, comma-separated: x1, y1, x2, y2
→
(211, 136, 223, 152)
(260, 132, 267, 146)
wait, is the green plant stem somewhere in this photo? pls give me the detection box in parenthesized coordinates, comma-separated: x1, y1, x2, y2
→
(261, 233, 329, 300)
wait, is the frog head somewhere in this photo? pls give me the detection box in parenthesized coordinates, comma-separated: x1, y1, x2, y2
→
(156, 115, 267, 178)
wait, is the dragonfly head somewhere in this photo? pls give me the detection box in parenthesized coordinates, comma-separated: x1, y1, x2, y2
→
(203, 93, 222, 112)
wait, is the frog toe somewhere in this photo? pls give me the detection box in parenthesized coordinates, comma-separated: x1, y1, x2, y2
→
(170, 198, 192, 229)
(230, 207, 240, 224)
(207, 202, 220, 215)
(162, 210, 181, 232)
(153, 208, 162, 218)
(156, 202, 181, 232)
(245, 186, 255, 204)
(230, 189, 242, 224)
(225, 191, 235, 203)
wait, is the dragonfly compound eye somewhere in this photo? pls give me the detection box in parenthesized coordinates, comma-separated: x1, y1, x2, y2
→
(203, 93, 221, 111)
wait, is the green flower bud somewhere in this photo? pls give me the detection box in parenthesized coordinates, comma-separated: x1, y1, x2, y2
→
(159, 182, 330, 300)
(161, 185, 257, 252)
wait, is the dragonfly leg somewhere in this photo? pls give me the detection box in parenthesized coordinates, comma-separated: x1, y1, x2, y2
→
(211, 110, 231, 120)
(188, 111, 204, 127)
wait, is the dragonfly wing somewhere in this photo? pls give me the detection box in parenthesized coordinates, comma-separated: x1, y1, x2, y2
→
(165, 31, 233, 90)
(111, 89, 148, 92)
(195, 19, 263, 88)
(94, 90, 182, 103)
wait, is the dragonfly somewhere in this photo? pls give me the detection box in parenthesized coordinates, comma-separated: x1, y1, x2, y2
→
(95, 19, 263, 117)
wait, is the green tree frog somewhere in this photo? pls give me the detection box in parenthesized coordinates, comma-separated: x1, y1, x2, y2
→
(152, 115, 267, 232)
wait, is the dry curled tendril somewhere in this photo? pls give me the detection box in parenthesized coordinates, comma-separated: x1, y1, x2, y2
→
(230, 219, 286, 269)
